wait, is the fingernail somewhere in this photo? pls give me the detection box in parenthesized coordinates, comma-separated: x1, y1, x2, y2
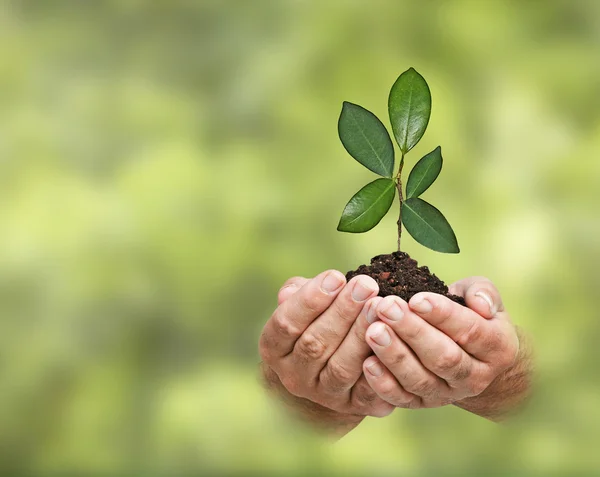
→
(366, 301, 379, 324)
(366, 360, 384, 377)
(410, 297, 433, 314)
(475, 291, 496, 315)
(352, 277, 377, 302)
(370, 322, 391, 347)
(381, 301, 404, 321)
(321, 271, 344, 294)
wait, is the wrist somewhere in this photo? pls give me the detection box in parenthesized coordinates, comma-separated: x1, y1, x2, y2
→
(259, 362, 364, 437)
(454, 327, 533, 421)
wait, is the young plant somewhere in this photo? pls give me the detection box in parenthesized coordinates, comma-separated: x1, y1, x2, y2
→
(337, 68, 459, 254)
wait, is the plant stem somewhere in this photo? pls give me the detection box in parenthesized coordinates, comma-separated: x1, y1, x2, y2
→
(396, 154, 405, 252)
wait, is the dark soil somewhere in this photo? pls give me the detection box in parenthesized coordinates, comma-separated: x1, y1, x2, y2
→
(345, 251, 466, 306)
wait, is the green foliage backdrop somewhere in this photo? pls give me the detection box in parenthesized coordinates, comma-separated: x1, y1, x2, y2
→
(1, 1, 600, 475)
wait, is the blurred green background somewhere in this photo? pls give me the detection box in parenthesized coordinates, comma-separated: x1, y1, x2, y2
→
(1, 1, 599, 475)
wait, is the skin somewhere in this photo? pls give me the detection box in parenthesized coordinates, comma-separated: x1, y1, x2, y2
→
(259, 272, 533, 438)
(259, 271, 395, 429)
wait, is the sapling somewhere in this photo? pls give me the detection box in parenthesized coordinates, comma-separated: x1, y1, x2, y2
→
(338, 67, 458, 254)
(338, 68, 463, 303)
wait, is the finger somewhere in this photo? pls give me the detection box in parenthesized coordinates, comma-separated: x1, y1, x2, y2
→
(278, 277, 310, 305)
(259, 270, 346, 362)
(448, 276, 504, 319)
(348, 374, 395, 417)
(291, 275, 379, 378)
(363, 356, 421, 408)
(408, 292, 512, 362)
(319, 296, 383, 393)
(375, 295, 478, 385)
(365, 321, 449, 402)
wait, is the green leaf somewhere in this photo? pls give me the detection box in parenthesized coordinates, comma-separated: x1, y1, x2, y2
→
(401, 197, 459, 253)
(406, 146, 443, 199)
(388, 68, 431, 154)
(338, 102, 395, 177)
(338, 178, 396, 233)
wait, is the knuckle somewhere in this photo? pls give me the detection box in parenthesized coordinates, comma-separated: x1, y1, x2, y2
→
(295, 332, 327, 361)
(404, 324, 423, 341)
(277, 287, 294, 304)
(351, 382, 378, 411)
(271, 310, 300, 339)
(450, 361, 472, 382)
(353, 389, 378, 410)
(431, 295, 452, 316)
(375, 379, 405, 403)
(456, 319, 483, 348)
(387, 347, 409, 367)
(323, 359, 354, 389)
(408, 377, 437, 397)
(426, 296, 454, 325)
(327, 296, 355, 324)
(296, 291, 323, 315)
(434, 348, 463, 373)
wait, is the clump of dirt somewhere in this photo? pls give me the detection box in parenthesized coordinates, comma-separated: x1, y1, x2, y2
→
(345, 251, 465, 306)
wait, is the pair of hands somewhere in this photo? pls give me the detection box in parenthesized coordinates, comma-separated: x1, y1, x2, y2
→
(259, 270, 525, 431)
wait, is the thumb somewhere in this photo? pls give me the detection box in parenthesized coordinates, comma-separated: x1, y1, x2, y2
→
(448, 276, 504, 319)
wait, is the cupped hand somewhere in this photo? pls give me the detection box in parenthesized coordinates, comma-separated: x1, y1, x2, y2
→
(259, 270, 396, 421)
(362, 277, 520, 410)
